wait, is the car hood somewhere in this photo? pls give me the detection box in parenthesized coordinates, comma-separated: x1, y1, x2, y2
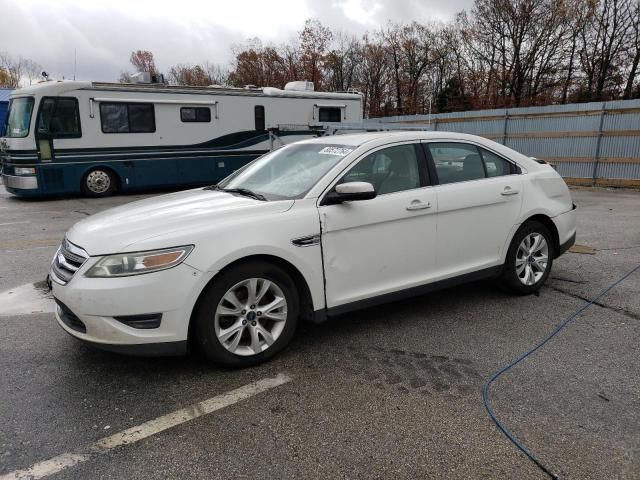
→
(66, 188, 294, 255)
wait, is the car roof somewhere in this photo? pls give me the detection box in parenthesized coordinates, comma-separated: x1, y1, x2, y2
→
(297, 130, 540, 174)
(298, 130, 491, 147)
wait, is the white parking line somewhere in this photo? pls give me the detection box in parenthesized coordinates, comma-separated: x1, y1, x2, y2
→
(0, 374, 291, 480)
(0, 221, 30, 226)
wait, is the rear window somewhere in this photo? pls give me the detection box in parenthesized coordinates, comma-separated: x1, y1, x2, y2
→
(100, 103, 155, 133)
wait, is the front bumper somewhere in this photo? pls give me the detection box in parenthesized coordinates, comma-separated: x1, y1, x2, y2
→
(2, 173, 38, 189)
(51, 261, 215, 355)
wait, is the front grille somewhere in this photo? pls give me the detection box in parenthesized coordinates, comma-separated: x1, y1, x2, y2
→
(50, 238, 89, 285)
(55, 299, 87, 333)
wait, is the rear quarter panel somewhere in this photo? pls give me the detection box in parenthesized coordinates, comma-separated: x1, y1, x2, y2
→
(520, 168, 574, 221)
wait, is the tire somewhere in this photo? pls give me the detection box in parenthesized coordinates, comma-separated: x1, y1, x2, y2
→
(193, 260, 299, 367)
(502, 221, 554, 294)
(81, 168, 117, 197)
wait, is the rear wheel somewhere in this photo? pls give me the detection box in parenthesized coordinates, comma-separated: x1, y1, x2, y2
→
(81, 168, 117, 197)
(502, 221, 554, 294)
(193, 261, 299, 367)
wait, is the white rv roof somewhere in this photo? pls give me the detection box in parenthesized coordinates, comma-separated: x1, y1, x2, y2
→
(10, 81, 91, 97)
(10, 80, 361, 101)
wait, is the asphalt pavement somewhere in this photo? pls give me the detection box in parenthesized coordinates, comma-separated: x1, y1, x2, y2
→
(0, 185, 639, 479)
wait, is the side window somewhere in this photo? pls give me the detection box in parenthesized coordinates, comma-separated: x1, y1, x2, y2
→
(128, 104, 155, 132)
(339, 144, 422, 195)
(52, 98, 81, 137)
(100, 103, 128, 133)
(478, 147, 518, 177)
(100, 103, 155, 133)
(318, 107, 341, 122)
(180, 107, 211, 123)
(37, 98, 56, 134)
(427, 142, 486, 184)
(37, 97, 81, 138)
(255, 105, 265, 131)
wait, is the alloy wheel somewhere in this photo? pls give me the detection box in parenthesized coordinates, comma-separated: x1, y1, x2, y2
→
(214, 278, 288, 356)
(515, 233, 549, 286)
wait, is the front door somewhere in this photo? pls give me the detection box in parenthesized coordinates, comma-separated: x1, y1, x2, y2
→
(36, 96, 82, 163)
(319, 143, 438, 310)
(424, 141, 523, 276)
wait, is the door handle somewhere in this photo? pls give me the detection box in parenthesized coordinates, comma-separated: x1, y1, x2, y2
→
(406, 200, 431, 211)
(501, 187, 520, 196)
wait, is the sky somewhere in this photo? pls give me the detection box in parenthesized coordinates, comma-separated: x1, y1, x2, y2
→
(0, 0, 472, 83)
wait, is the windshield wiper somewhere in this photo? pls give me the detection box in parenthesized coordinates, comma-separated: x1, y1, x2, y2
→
(220, 187, 267, 201)
(204, 184, 267, 201)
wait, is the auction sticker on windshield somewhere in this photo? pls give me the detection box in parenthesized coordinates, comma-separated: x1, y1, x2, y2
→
(318, 146, 354, 156)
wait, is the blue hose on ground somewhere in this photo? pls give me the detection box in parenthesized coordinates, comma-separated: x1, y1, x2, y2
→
(482, 263, 640, 480)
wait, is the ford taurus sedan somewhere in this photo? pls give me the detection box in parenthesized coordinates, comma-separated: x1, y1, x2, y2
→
(50, 131, 576, 366)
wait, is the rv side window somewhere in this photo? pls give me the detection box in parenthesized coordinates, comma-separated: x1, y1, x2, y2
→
(100, 103, 155, 134)
(255, 105, 265, 131)
(180, 107, 211, 123)
(37, 97, 81, 138)
(318, 107, 341, 122)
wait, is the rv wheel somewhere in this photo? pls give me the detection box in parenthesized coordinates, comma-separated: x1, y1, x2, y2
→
(82, 168, 117, 197)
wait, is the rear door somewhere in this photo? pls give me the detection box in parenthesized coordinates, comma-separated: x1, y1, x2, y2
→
(319, 142, 438, 310)
(423, 141, 523, 276)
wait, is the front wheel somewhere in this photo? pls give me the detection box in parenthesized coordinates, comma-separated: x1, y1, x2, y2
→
(81, 168, 117, 197)
(502, 221, 554, 294)
(193, 261, 299, 367)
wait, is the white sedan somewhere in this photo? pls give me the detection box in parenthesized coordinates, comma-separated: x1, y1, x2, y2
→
(50, 132, 576, 366)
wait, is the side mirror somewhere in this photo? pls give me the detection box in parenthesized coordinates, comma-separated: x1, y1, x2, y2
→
(323, 181, 377, 205)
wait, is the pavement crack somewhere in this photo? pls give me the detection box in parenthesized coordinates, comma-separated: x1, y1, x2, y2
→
(595, 244, 640, 251)
(551, 276, 587, 284)
(546, 285, 640, 321)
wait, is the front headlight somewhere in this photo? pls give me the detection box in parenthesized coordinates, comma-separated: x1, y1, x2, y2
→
(84, 245, 194, 278)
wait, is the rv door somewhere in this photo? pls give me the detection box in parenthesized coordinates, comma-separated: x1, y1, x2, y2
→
(36, 97, 82, 161)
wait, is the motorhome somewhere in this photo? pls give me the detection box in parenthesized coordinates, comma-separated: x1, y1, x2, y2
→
(0, 80, 362, 197)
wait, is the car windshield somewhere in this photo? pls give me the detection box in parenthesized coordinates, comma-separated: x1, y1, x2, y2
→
(4, 97, 34, 138)
(217, 143, 356, 200)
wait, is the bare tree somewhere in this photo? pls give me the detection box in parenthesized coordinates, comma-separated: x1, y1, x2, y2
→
(0, 67, 11, 87)
(324, 32, 361, 92)
(204, 62, 230, 85)
(358, 33, 390, 117)
(0, 53, 25, 88)
(579, 0, 634, 100)
(623, 0, 640, 98)
(298, 19, 333, 88)
(23, 59, 43, 85)
(129, 50, 157, 76)
(220, 4, 640, 116)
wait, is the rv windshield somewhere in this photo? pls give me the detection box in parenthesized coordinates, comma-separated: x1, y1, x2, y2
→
(217, 143, 355, 200)
(4, 97, 34, 138)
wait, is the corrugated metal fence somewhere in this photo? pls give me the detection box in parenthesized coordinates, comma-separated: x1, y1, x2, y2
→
(370, 99, 640, 188)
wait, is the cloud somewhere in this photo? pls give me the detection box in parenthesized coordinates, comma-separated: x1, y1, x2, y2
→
(0, 0, 472, 82)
